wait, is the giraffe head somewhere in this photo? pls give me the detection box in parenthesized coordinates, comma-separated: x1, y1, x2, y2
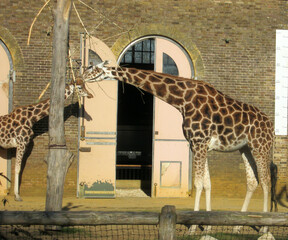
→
(83, 60, 112, 82)
(69, 78, 93, 98)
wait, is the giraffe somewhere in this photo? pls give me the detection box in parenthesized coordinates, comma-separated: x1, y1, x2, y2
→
(0, 79, 93, 201)
(83, 61, 277, 216)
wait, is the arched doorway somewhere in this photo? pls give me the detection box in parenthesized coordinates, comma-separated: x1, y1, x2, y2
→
(116, 38, 155, 194)
(116, 36, 194, 197)
(0, 40, 13, 195)
(78, 35, 196, 198)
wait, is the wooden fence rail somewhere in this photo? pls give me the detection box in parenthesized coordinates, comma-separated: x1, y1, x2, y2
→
(0, 206, 288, 240)
(0, 207, 287, 227)
(0, 210, 159, 226)
(177, 210, 288, 227)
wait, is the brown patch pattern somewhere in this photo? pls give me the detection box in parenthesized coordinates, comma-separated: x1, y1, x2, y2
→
(0, 80, 91, 201)
(100, 67, 275, 212)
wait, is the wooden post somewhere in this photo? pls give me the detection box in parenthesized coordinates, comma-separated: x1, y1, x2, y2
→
(159, 205, 177, 240)
(45, 0, 73, 212)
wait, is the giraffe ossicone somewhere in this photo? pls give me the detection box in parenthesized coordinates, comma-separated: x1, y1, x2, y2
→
(0, 79, 93, 201)
(83, 61, 278, 218)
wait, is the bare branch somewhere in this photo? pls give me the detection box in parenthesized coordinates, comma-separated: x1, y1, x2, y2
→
(73, 2, 90, 36)
(101, 29, 133, 41)
(68, 49, 82, 107)
(27, 0, 51, 46)
(96, 81, 116, 101)
(77, 0, 124, 30)
(0, 172, 11, 182)
(37, 82, 51, 102)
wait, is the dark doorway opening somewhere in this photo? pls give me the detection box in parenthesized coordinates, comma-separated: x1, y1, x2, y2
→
(116, 38, 154, 196)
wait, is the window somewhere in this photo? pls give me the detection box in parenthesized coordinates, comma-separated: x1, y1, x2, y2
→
(121, 38, 154, 65)
(162, 53, 178, 76)
(88, 49, 102, 66)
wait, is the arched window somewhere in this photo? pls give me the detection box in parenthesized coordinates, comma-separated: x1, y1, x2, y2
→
(118, 36, 194, 78)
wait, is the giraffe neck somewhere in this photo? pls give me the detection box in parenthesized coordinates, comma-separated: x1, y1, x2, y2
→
(13, 84, 76, 126)
(108, 67, 192, 111)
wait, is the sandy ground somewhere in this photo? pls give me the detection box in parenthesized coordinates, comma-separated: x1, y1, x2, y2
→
(1, 189, 288, 213)
(0, 190, 287, 240)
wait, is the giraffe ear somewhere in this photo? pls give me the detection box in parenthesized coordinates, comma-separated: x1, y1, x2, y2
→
(96, 60, 110, 68)
(86, 65, 93, 70)
(103, 60, 110, 66)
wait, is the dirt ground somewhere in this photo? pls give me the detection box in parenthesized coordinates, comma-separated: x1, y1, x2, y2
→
(1, 189, 288, 213)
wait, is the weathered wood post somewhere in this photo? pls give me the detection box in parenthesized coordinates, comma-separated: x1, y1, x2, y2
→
(159, 205, 177, 240)
(45, 0, 73, 212)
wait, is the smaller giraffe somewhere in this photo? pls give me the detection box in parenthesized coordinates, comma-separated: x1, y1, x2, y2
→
(0, 79, 93, 201)
(83, 61, 277, 218)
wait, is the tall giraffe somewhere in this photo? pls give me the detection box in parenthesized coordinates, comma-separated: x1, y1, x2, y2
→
(0, 79, 93, 201)
(83, 62, 277, 215)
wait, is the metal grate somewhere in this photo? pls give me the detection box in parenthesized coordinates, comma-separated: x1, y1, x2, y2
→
(0, 224, 287, 240)
(0, 225, 159, 240)
(1, 208, 288, 240)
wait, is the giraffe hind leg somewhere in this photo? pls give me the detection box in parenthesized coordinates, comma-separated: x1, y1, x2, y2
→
(240, 146, 259, 212)
(253, 151, 272, 234)
(255, 156, 270, 213)
(270, 162, 278, 212)
(233, 146, 258, 234)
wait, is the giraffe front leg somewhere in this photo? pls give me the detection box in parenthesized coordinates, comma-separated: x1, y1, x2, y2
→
(203, 158, 211, 211)
(188, 170, 204, 235)
(188, 145, 209, 234)
(14, 147, 25, 201)
(193, 145, 209, 212)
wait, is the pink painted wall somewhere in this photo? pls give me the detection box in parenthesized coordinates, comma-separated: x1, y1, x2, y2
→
(152, 37, 192, 197)
(78, 36, 118, 197)
(0, 44, 10, 195)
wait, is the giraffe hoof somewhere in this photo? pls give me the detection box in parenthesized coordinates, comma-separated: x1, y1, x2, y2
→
(204, 225, 212, 233)
(232, 226, 242, 234)
(14, 196, 23, 201)
(259, 226, 268, 234)
(188, 225, 197, 235)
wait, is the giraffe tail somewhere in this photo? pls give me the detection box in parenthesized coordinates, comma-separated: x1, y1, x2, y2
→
(270, 162, 278, 212)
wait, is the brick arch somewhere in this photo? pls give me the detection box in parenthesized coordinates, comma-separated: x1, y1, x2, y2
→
(111, 24, 205, 79)
(0, 26, 24, 70)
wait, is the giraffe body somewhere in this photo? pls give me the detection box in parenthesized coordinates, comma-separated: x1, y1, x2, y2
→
(83, 62, 276, 216)
(0, 80, 92, 201)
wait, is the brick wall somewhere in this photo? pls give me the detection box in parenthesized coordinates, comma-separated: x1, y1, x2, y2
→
(0, 0, 287, 199)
